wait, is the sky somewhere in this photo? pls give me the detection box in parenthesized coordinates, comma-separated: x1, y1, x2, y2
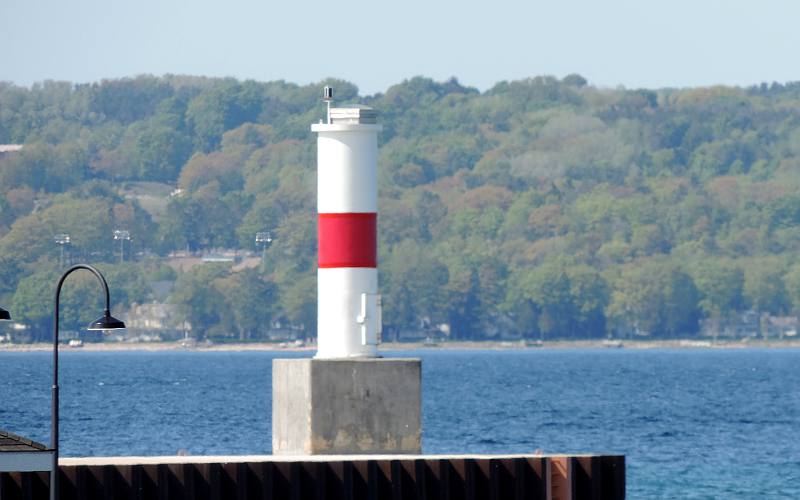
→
(1, 0, 798, 95)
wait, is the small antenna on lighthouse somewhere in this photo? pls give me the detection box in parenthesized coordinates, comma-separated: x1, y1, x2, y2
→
(323, 86, 333, 124)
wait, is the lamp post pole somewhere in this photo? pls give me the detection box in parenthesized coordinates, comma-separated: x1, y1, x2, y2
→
(54, 234, 70, 267)
(255, 231, 273, 265)
(113, 230, 131, 263)
(50, 264, 126, 500)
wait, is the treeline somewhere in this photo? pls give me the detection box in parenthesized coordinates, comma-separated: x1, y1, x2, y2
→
(2, 75, 800, 341)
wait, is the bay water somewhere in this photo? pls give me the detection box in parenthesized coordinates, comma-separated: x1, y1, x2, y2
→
(1, 348, 799, 498)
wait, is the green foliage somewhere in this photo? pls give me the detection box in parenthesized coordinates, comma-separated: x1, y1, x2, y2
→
(277, 271, 316, 339)
(743, 258, 789, 315)
(607, 261, 700, 338)
(3, 74, 800, 340)
(11, 269, 58, 341)
(784, 263, 800, 314)
(97, 263, 151, 307)
(170, 264, 231, 339)
(692, 261, 744, 317)
(89, 76, 174, 124)
(215, 268, 279, 340)
(382, 239, 449, 336)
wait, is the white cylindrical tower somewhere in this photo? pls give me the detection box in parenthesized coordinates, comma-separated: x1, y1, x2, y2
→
(312, 106, 382, 358)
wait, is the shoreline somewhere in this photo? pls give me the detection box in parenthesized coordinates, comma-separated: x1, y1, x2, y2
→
(2, 338, 799, 352)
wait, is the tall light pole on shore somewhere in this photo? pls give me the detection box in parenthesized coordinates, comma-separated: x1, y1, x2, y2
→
(255, 231, 273, 264)
(50, 264, 126, 500)
(113, 230, 131, 263)
(54, 234, 70, 267)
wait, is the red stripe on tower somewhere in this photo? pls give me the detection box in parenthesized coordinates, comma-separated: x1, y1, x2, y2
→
(318, 213, 377, 268)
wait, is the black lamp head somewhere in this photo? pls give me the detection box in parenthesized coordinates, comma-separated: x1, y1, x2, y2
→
(0, 307, 10, 321)
(87, 311, 126, 331)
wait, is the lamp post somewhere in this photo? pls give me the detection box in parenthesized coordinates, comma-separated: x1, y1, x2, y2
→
(50, 264, 126, 500)
(113, 230, 131, 263)
(54, 234, 70, 267)
(255, 231, 273, 264)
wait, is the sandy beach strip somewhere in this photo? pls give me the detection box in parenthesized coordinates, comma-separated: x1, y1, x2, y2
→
(1, 338, 799, 352)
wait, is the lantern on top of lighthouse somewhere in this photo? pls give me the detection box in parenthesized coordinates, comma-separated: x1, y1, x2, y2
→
(311, 88, 382, 359)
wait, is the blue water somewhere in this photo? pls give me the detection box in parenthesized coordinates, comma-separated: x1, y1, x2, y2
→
(1, 349, 799, 498)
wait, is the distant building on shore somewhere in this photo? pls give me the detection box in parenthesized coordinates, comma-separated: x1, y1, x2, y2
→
(699, 311, 798, 339)
(0, 144, 23, 159)
(123, 302, 190, 340)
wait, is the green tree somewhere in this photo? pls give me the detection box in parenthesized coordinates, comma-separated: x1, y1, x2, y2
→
(508, 259, 576, 339)
(743, 259, 789, 315)
(159, 183, 242, 251)
(743, 258, 789, 337)
(692, 260, 744, 337)
(170, 264, 231, 339)
(12, 269, 58, 341)
(278, 272, 316, 340)
(566, 265, 609, 336)
(0, 196, 115, 264)
(784, 263, 800, 314)
(382, 239, 448, 338)
(99, 263, 151, 308)
(131, 123, 192, 181)
(607, 260, 700, 338)
(186, 81, 263, 152)
(216, 268, 279, 340)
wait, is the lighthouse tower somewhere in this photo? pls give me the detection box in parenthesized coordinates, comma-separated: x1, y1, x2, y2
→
(312, 101, 381, 358)
(271, 88, 421, 455)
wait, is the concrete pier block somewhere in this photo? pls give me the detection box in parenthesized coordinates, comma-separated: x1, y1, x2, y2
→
(272, 358, 421, 455)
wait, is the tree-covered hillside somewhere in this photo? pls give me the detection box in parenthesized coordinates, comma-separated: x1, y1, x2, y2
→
(2, 75, 800, 341)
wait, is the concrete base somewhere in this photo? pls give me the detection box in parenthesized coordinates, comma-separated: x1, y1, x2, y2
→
(272, 358, 421, 455)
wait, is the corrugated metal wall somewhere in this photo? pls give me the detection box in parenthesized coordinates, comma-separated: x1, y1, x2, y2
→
(0, 455, 624, 500)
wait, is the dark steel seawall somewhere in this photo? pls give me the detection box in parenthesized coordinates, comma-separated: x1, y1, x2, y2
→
(0, 454, 624, 500)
